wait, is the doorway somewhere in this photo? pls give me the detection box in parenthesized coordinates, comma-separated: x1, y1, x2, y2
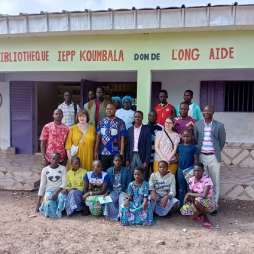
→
(36, 82, 81, 152)
(81, 79, 161, 109)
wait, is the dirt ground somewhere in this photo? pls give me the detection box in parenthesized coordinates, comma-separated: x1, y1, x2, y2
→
(0, 191, 254, 254)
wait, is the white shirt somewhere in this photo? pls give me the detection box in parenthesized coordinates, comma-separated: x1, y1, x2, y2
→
(58, 102, 80, 127)
(133, 124, 142, 152)
(38, 165, 66, 196)
(149, 172, 176, 197)
(201, 121, 215, 153)
(116, 108, 135, 130)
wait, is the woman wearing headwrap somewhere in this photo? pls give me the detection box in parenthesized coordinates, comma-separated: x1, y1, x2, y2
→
(112, 96, 122, 110)
(116, 96, 135, 130)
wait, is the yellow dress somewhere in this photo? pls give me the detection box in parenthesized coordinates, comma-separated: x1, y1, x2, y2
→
(66, 168, 87, 192)
(65, 124, 95, 170)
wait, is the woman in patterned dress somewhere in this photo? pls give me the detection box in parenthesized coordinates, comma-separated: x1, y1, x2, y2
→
(120, 167, 153, 226)
(83, 160, 109, 216)
(154, 117, 180, 175)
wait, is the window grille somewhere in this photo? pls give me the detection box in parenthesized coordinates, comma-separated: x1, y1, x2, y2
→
(200, 81, 254, 112)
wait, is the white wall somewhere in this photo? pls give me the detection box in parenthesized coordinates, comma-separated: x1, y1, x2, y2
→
(214, 112, 254, 143)
(153, 69, 254, 143)
(0, 82, 10, 149)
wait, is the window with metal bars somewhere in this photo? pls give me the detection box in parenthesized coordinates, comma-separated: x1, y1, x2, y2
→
(200, 81, 254, 112)
(224, 81, 254, 112)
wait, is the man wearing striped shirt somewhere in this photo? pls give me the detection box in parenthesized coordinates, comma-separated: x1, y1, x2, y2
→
(58, 91, 80, 127)
(194, 105, 226, 211)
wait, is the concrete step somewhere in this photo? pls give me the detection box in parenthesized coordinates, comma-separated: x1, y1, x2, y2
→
(0, 153, 254, 200)
(0, 153, 42, 191)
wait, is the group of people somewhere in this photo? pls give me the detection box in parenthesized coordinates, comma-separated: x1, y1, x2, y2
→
(36, 87, 226, 228)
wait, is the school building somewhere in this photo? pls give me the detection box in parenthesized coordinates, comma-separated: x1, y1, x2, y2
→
(0, 4, 254, 199)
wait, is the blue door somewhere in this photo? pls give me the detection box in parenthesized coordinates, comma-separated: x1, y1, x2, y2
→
(10, 82, 35, 154)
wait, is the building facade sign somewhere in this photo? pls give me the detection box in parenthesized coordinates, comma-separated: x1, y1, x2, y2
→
(0, 31, 252, 72)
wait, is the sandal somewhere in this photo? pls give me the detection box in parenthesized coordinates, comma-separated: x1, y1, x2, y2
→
(202, 222, 212, 229)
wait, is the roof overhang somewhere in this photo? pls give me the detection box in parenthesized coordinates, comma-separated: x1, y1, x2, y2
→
(1, 4, 254, 38)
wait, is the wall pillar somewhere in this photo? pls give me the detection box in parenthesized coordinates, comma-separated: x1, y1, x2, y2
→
(0, 82, 10, 150)
(136, 69, 151, 122)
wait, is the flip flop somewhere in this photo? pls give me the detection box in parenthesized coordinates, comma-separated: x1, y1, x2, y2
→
(193, 215, 204, 223)
(202, 222, 213, 229)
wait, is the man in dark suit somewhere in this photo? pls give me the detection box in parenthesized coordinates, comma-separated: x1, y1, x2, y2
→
(194, 105, 226, 211)
(126, 111, 152, 179)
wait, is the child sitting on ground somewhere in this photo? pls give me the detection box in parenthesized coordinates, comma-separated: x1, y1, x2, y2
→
(63, 156, 87, 216)
(149, 160, 179, 217)
(36, 152, 66, 218)
(83, 160, 109, 216)
(180, 163, 217, 229)
(120, 167, 153, 225)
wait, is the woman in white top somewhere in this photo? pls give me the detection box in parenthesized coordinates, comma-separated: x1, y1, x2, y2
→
(116, 96, 135, 130)
(154, 117, 180, 175)
(36, 152, 67, 218)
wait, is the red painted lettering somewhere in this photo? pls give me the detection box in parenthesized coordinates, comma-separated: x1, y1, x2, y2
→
(229, 47, 234, 59)
(209, 47, 235, 61)
(171, 49, 177, 60)
(171, 48, 200, 61)
(221, 48, 228, 59)
(209, 48, 215, 60)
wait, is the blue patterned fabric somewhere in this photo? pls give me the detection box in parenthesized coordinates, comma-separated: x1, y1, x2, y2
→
(120, 181, 154, 225)
(104, 191, 127, 221)
(84, 171, 109, 189)
(96, 117, 126, 155)
(39, 191, 67, 218)
(65, 189, 84, 216)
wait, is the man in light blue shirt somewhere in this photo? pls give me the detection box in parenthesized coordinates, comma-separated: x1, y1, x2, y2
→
(176, 90, 203, 121)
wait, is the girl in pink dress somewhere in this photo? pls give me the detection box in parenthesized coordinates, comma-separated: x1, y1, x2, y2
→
(180, 163, 217, 228)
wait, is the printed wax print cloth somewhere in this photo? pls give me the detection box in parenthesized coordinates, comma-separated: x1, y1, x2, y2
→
(96, 117, 126, 156)
(84, 171, 109, 216)
(120, 181, 154, 225)
(40, 122, 69, 162)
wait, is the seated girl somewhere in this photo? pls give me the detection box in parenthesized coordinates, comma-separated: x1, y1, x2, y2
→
(120, 167, 153, 226)
(104, 155, 131, 221)
(180, 163, 217, 228)
(83, 160, 109, 216)
(36, 152, 66, 218)
(149, 160, 179, 217)
(64, 156, 87, 216)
